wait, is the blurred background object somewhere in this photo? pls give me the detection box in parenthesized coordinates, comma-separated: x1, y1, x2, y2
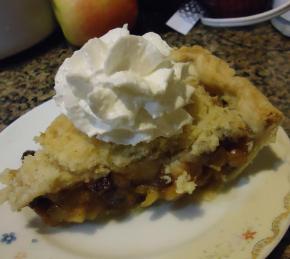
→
(137, 0, 187, 33)
(52, 0, 138, 46)
(0, 0, 289, 59)
(0, 0, 55, 60)
(272, 0, 290, 36)
(166, 0, 290, 31)
(199, 0, 273, 18)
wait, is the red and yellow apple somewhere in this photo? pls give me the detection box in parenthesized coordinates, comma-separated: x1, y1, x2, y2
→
(52, 0, 138, 46)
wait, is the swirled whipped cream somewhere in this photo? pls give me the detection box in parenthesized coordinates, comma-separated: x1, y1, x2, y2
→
(54, 26, 194, 145)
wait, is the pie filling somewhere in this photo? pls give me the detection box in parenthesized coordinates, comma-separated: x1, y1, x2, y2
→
(28, 137, 250, 226)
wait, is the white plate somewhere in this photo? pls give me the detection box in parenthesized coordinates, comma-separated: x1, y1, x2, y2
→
(0, 100, 290, 259)
(201, 0, 290, 27)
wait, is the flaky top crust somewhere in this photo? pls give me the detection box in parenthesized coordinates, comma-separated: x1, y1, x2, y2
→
(171, 46, 283, 135)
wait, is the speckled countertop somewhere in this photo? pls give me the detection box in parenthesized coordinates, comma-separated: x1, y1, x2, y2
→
(0, 22, 289, 258)
(0, 22, 289, 135)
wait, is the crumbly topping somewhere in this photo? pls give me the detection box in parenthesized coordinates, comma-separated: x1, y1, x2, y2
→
(175, 171, 196, 194)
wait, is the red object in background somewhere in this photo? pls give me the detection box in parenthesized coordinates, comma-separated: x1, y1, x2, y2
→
(199, 0, 273, 18)
(53, 0, 138, 46)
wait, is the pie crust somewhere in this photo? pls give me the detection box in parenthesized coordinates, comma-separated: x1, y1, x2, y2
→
(0, 46, 283, 225)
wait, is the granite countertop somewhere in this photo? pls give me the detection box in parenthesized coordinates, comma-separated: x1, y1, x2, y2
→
(0, 22, 289, 258)
(0, 23, 289, 134)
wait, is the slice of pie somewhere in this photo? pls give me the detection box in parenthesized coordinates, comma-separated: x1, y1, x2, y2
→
(0, 46, 283, 225)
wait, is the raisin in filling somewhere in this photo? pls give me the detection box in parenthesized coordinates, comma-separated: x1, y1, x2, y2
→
(21, 150, 35, 160)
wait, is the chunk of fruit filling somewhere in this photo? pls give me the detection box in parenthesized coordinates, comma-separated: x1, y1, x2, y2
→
(28, 137, 251, 225)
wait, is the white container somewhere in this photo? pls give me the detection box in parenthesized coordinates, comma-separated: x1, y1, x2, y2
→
(0, 0, 55, 59)
(272, 0, 290, 36)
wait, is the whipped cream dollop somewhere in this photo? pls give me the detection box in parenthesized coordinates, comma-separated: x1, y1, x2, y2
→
(54, 26, 194, 145)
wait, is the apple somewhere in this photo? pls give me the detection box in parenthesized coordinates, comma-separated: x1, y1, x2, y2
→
(52, 0, 138, 46)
